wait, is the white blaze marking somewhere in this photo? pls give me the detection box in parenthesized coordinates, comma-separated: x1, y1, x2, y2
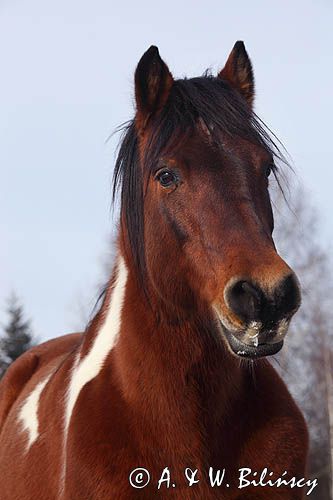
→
(64, 255, 128, 434)
(18, 373, 52, 450)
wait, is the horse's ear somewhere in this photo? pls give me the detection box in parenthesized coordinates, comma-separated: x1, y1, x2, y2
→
(135, 46, 174, 129)
(218, 41, 254, 107)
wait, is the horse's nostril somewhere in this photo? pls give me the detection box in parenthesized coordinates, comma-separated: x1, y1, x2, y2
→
(225, 273, 301, 326)
(274, 273, 301, 317)
(226, 280, 263, 322)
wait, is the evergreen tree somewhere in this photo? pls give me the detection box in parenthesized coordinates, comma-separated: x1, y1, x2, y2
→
(0, 294, 34, 377)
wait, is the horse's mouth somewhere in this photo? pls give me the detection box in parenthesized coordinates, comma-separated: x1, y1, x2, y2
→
(222, 325, 284, 359)
(214, 306, 289, 359)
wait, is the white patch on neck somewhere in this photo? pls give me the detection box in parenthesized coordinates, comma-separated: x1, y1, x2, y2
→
(64, 255, 128, 434)
(18, 373, 52, 451)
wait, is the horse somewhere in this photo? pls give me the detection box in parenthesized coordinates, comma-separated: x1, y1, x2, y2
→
(0, 42, 308, 499)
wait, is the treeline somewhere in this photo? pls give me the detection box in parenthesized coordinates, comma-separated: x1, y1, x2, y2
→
(273, 183, 333, 500)
(0, 294, 35, 378)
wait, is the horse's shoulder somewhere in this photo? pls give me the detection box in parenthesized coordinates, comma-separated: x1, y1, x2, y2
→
(0, 333, 82, 434)
(30, 332, 83, 362)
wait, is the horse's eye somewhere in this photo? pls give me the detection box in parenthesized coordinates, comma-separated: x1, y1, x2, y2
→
(155, 169, 177, 188)
(265, 164, 274, 178)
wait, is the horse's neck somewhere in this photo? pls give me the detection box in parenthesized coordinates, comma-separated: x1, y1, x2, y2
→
(83, 254, 243, 453)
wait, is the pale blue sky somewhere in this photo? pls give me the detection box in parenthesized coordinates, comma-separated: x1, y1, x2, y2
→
(1, 0, 332, 340)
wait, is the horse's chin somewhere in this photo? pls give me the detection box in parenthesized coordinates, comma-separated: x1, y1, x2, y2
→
(219, 322, 284, 359)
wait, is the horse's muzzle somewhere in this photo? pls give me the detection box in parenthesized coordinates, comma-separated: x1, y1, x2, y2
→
(217, 273, 301, 359)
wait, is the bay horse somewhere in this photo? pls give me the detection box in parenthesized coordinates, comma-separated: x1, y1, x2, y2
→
(0, 42, 309, 499)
